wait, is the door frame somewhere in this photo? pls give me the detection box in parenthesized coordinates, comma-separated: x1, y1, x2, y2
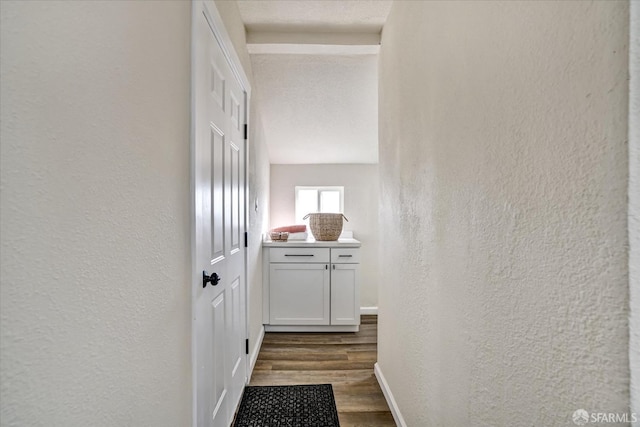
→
(190, 1, 252, 425)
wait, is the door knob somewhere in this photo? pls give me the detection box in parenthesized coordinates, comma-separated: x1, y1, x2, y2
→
(203, 271, 220, 288)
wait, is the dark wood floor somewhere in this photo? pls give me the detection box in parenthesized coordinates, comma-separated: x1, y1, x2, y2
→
(249, 315, 396, 427)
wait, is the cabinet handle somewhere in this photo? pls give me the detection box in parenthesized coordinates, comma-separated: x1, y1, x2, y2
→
(333, 264, 336, 270)
(338, 255, 353, 257)
(284, 254, 314, 257)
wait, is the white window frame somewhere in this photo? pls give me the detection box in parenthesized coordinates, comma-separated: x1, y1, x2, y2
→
(295, 186, 344, 224)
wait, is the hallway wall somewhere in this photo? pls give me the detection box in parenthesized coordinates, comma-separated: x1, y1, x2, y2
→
(1, 1, 192, 425)
(377, 1, 630, 425)
(629, 1, 640, 422)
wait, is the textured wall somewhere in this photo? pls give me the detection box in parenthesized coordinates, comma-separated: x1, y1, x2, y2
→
(250, 53, 379, 164)
(214, 0, 271, 362)
(246, 111, 270, 359)
(377, 1, 630, 425)
(630, 1, 640, 424)
(0, 1, 192, 426)
(271, 165, 379, 307)
(270, 164, 379, 308)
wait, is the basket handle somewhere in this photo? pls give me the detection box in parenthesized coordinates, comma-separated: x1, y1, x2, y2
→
(302, 213, 349, 221)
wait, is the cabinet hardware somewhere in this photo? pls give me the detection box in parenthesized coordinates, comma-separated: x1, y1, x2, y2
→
(333, 265, 336, 270)
(284, 254, 314, 257)
(338, 255, 352, 257)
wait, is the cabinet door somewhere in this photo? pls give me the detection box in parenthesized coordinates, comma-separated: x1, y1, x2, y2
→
(270, 264, 330, 325)
(331, 264, 360, 325)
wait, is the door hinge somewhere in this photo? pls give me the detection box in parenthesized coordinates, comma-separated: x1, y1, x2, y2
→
(243, 124, 248, 140)
(244, 231, 248, 248)
(245, 339, 249, 355)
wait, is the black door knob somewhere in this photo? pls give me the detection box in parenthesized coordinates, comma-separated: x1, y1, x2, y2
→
(203, 271, 220, 288)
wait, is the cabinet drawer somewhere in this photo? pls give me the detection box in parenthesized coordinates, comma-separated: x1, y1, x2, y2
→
(331, 248, 360, 263)
(270, 247, 330, 263)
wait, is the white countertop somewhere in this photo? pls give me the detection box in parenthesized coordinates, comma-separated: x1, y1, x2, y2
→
(262, 237, 361, 248)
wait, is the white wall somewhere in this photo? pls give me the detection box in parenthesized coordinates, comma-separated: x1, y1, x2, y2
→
(250, 54, 379, 164)
(214, 0, 271, 365)
(270, 164, 379, 308)
(0, 1, 192, 426)
(378, 1, 630, 425)
(629, 1, 640, 423)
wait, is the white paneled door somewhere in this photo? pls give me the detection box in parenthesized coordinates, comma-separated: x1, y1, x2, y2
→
(193, 4, 247, 427)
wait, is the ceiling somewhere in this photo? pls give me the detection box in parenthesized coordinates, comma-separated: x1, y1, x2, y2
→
(237, 0, 393, 33)
(236, 0, 393, 164)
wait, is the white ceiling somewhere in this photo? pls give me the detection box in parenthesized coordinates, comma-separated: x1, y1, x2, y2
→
(237, 0, 393, 33)
(237, 0, 392, 164)
(251, 54, 378, 164)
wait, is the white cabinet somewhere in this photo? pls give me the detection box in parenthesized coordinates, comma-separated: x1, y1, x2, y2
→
(331, 263, 360, 325)
(263, 240, 361, 332)
(269, 263, 330, 325)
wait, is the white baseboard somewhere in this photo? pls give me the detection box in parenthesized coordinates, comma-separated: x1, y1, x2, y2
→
(360, 306, 378, 315)
(266, 325, 359, 332)
(374, 362, 407, 427)
(247, 325, 265, 382)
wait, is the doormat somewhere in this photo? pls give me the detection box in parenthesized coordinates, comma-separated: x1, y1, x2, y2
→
(233, 384, 340, 427)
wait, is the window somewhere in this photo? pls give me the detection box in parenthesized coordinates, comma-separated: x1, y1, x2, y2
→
(295, 186, 344, 225)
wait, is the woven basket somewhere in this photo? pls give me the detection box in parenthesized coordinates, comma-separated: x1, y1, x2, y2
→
(269, 231, 289, 242)
(303, 213, 348, 241)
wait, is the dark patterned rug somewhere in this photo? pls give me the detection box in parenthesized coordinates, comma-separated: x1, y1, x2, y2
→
(233, 384, 340, 427)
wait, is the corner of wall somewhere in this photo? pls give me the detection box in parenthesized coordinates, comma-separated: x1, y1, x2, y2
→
(374, 363, 408, 427)
(629, 0, 639, 423)
(247, 325, 265, 381)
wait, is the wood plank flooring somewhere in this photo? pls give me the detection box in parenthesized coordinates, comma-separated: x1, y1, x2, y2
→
(249, 315, 396, 427)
